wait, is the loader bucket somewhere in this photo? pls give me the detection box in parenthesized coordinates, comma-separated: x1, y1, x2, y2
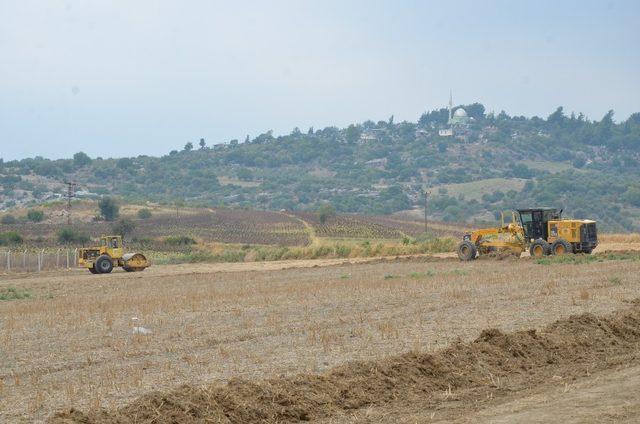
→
(122, 252, 150, 272)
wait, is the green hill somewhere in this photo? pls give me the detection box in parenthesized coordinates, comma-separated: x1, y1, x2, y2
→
(1, 105, 639, 231)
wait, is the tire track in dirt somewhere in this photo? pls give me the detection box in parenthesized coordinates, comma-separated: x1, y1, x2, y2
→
(282, 212, 320, 247)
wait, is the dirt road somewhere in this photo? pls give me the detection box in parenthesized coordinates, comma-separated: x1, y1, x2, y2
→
(468, 364, 640, 424)
(0, 239, 635, 282)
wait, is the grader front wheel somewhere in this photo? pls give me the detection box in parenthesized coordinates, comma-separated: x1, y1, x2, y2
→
(457, 240, 477, 261)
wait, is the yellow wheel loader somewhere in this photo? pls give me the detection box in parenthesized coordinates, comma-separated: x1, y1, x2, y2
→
(78, 235, 150, 274)
(457, 208, 597, 261)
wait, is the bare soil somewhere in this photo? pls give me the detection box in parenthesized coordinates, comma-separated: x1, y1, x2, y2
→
(50, 301, 640, 423)
(1, 251, 640, 422)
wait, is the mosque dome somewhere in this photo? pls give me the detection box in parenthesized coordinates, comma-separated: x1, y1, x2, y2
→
(453, 108, 467, 118)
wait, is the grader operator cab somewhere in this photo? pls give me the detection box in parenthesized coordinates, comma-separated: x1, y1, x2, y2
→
(78, 235, 150, 274)
(457, 208, 597, 261)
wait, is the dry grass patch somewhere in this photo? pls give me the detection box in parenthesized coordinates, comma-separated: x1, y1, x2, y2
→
(600, 233, 640, 243)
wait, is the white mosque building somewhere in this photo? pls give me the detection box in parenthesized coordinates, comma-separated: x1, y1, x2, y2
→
(438, 91, 470, 137)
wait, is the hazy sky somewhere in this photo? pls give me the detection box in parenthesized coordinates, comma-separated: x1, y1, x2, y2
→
(1, 0, 639, 161)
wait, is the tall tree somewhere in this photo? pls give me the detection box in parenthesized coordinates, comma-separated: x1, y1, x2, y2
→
(98, 197, 119, 221)
(547, 106, 566, 127)
(345, 124, 361, 144)
(73, 152, 92, 167)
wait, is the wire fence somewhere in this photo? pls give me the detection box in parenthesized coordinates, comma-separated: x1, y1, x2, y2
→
(0, 249, 78, 274)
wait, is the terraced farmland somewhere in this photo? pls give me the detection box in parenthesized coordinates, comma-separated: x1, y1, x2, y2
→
(1, 202, 469, 248)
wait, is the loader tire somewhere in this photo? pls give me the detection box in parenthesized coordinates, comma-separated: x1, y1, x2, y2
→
(551, 239, 573, 255)
(457, 240, 477, 261)
(95, 255, 114, 274)
(529, 239, 550, 258)
(89, 266, 99, 274)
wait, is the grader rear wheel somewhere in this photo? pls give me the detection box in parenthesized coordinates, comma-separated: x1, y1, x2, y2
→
(551, 239, 573, 255)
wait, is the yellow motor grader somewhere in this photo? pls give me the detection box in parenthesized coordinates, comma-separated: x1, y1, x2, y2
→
(78, 235, 150, 274)
(457, 208, 597, 261)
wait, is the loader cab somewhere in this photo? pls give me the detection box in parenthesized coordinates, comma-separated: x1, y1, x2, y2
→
(99, 235, 124, 259)
(516, 208, 560, 241)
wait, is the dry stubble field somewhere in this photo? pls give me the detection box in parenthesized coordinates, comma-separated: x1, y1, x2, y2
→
(1, 249, 640, 422)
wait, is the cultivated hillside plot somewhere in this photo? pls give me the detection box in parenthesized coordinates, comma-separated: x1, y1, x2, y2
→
(1, 251, 640, 422)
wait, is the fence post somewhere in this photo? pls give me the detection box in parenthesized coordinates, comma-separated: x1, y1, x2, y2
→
(6, 250, 10, 272)
(23, 250, 27, 271)
(74, 248, 78, 267)
(56, 249, 60, 268)
(37, 251, 41, 272)
(66, 249, 70, 269)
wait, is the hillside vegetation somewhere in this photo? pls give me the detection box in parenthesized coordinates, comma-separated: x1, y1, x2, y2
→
(1, 104, 639, 231)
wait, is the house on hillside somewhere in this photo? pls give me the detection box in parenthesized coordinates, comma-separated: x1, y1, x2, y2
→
(359, 128, 387, 143)
(364, 158, 388, 169)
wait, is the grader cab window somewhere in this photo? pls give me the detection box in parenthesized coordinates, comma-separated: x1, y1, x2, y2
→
(519, 212, 532, 224)
(518, 212, 533, 239)
(517, 209, 551, 241)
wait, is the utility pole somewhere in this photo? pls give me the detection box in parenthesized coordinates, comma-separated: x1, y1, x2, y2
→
(64, 182, 77, 225)
(424, 189, 430, 234)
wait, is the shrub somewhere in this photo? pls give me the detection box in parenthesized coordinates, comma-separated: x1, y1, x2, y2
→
(57, 228, 90, 244)
(237, 168, 254, 181)
(183, 250, 215, 262)
(0, 286, 31, 301)
(163, 235, 197, 246)
(73, 151, 92, 167)
(624, 186, 640, 207)
(132, 236, 154, 246)
(158, 249, 245, 264)
(311, 245, 333, 259)
(1, 214, 17, 225)
(137, 208, 152, 219)
(0, 231, 23, 246)
(218, 250, 246, 262)
(317, 203, 336, 224)
(26, 209, 45, 222)
(334, 244, 352, 258)
(252, 246, 289, 261)
(98, 197, 119, 221)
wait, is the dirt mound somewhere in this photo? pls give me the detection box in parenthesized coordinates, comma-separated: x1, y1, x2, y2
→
(50, 303, 640, 424)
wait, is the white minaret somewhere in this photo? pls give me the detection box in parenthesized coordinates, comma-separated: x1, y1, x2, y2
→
(448, 89, 453, 122)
